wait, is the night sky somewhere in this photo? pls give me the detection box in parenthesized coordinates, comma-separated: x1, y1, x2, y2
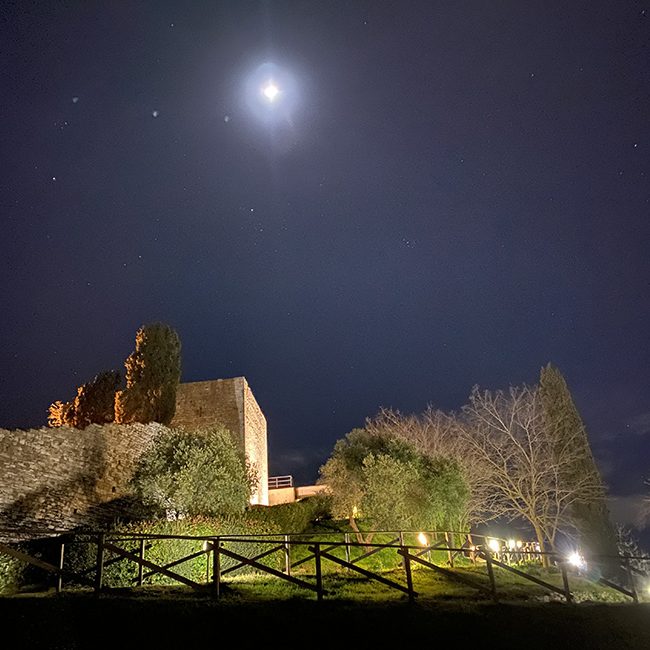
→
(1, 2, 648, 535)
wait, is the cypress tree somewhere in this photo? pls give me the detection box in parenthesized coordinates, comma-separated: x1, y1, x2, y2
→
(539, 363, 619, 564)
(47, 370, 120, 428)
(114, 323, 181, 425)
(73, 370, 121, 427)
(47, 399, 75, 427)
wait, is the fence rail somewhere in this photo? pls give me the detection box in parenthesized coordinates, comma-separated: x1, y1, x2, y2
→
(1, 530, 648, 604)
(268, 475, 293, 489)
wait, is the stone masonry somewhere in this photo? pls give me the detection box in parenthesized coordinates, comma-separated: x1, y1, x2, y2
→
(0, 422, 166, 542)
(0, 377, 268, 543)
(171, 377, 268, 506)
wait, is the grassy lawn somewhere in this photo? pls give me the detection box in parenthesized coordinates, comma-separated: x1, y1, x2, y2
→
(4, 538, 649, 649)
(3, 590, 650, 650)
(4, 559, 650, 649)
(222, 560, 638, 604)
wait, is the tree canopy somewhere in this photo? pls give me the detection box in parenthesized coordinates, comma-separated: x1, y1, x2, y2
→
(338, 364, 615, 567)
(131, 426, 254, 519)
(115, 322, 181, 425)
(319, 428, 468, 539)
(48, 370, 121, 428)
(48, 322, 181, 428)
(539, 363, 618, 560)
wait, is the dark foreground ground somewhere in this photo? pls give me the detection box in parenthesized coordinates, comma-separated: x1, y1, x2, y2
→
(2, 593, 650, 650)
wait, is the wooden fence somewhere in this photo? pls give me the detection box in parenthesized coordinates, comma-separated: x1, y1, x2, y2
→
(1, 530, 648, 604)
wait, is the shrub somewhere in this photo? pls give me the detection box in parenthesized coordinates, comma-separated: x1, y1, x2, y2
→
(130, 426, 254, 518)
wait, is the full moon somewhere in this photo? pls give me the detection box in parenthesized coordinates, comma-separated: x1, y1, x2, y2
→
(244, 62, 298, 128)
(262, 81, 280, 102)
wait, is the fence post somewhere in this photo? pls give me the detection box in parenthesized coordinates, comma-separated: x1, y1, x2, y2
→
(213, 537, 221, 598)
(399, 531, 406, 571)
(344, 532, 351, 569)
(314, 543, 323, 602)
(138, 539, 145, 587)
(484, 551, 498, 602)
(205, 540, 211, 584)
(560, 563, 572, 604)
(445, 531, 454, 567)
(403, 549, 415, 603)
(468, 533, 476, 565)
(284, 535, 291, 576)
(56, 541, 65, 594)
(94, 533, 105, 595)
(625, 557, 638, 603)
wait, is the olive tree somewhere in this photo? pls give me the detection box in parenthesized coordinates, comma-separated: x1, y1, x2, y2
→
(131, 426, 255, 519)
(319, 428, 468, 542)
(364, 407, 495, 527)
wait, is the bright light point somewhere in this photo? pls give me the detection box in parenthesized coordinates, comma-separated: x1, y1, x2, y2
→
(245, 62, 298, 129)
(516, 540, 523, 549)
(568, 551, 586, 569)
(507, 539, 516, 551)
(417, 532, 428, 546)
(262, 81, 280, 102)
(488, 538, 501, 554)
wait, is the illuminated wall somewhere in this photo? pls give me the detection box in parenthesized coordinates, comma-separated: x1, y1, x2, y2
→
(0, 422, 165, 542)
(0, 378, 269, 544)
(171, 377, 268, 506)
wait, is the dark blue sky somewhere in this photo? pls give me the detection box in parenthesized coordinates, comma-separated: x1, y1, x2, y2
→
(1, 2, 648, 531)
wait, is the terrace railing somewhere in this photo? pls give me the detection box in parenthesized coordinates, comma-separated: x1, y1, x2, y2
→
(268, 475, 293, 489)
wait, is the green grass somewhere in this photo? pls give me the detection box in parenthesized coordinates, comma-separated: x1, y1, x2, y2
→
(3, 550, 648, 650)
(8, 557, 630, 605)
(5, 535, 640, 605)
(3, 591, 650, 650)
(219, 560, 636, 604)
(4, 528, 647, 649)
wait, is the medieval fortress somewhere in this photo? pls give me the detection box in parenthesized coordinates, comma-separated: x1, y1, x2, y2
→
(172, 378, 268, 506)
(0, 377, 270, 542)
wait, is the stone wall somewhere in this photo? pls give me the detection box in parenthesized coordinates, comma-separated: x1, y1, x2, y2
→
(172, 378, 245, 447)
(268, 485, 328, 506)
(243, 381, 268, 506)
(0, 423, 165, 543)
(0, 377, 269, 543)
(171, 377, 268, 505)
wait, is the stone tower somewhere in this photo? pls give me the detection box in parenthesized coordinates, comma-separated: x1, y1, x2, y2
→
(171, 377, 268, 506)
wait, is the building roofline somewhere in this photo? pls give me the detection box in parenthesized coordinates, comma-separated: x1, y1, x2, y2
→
(178, 377, 246, 386)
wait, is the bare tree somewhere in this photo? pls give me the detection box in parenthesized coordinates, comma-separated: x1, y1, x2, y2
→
(459, 384, 603, 563)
